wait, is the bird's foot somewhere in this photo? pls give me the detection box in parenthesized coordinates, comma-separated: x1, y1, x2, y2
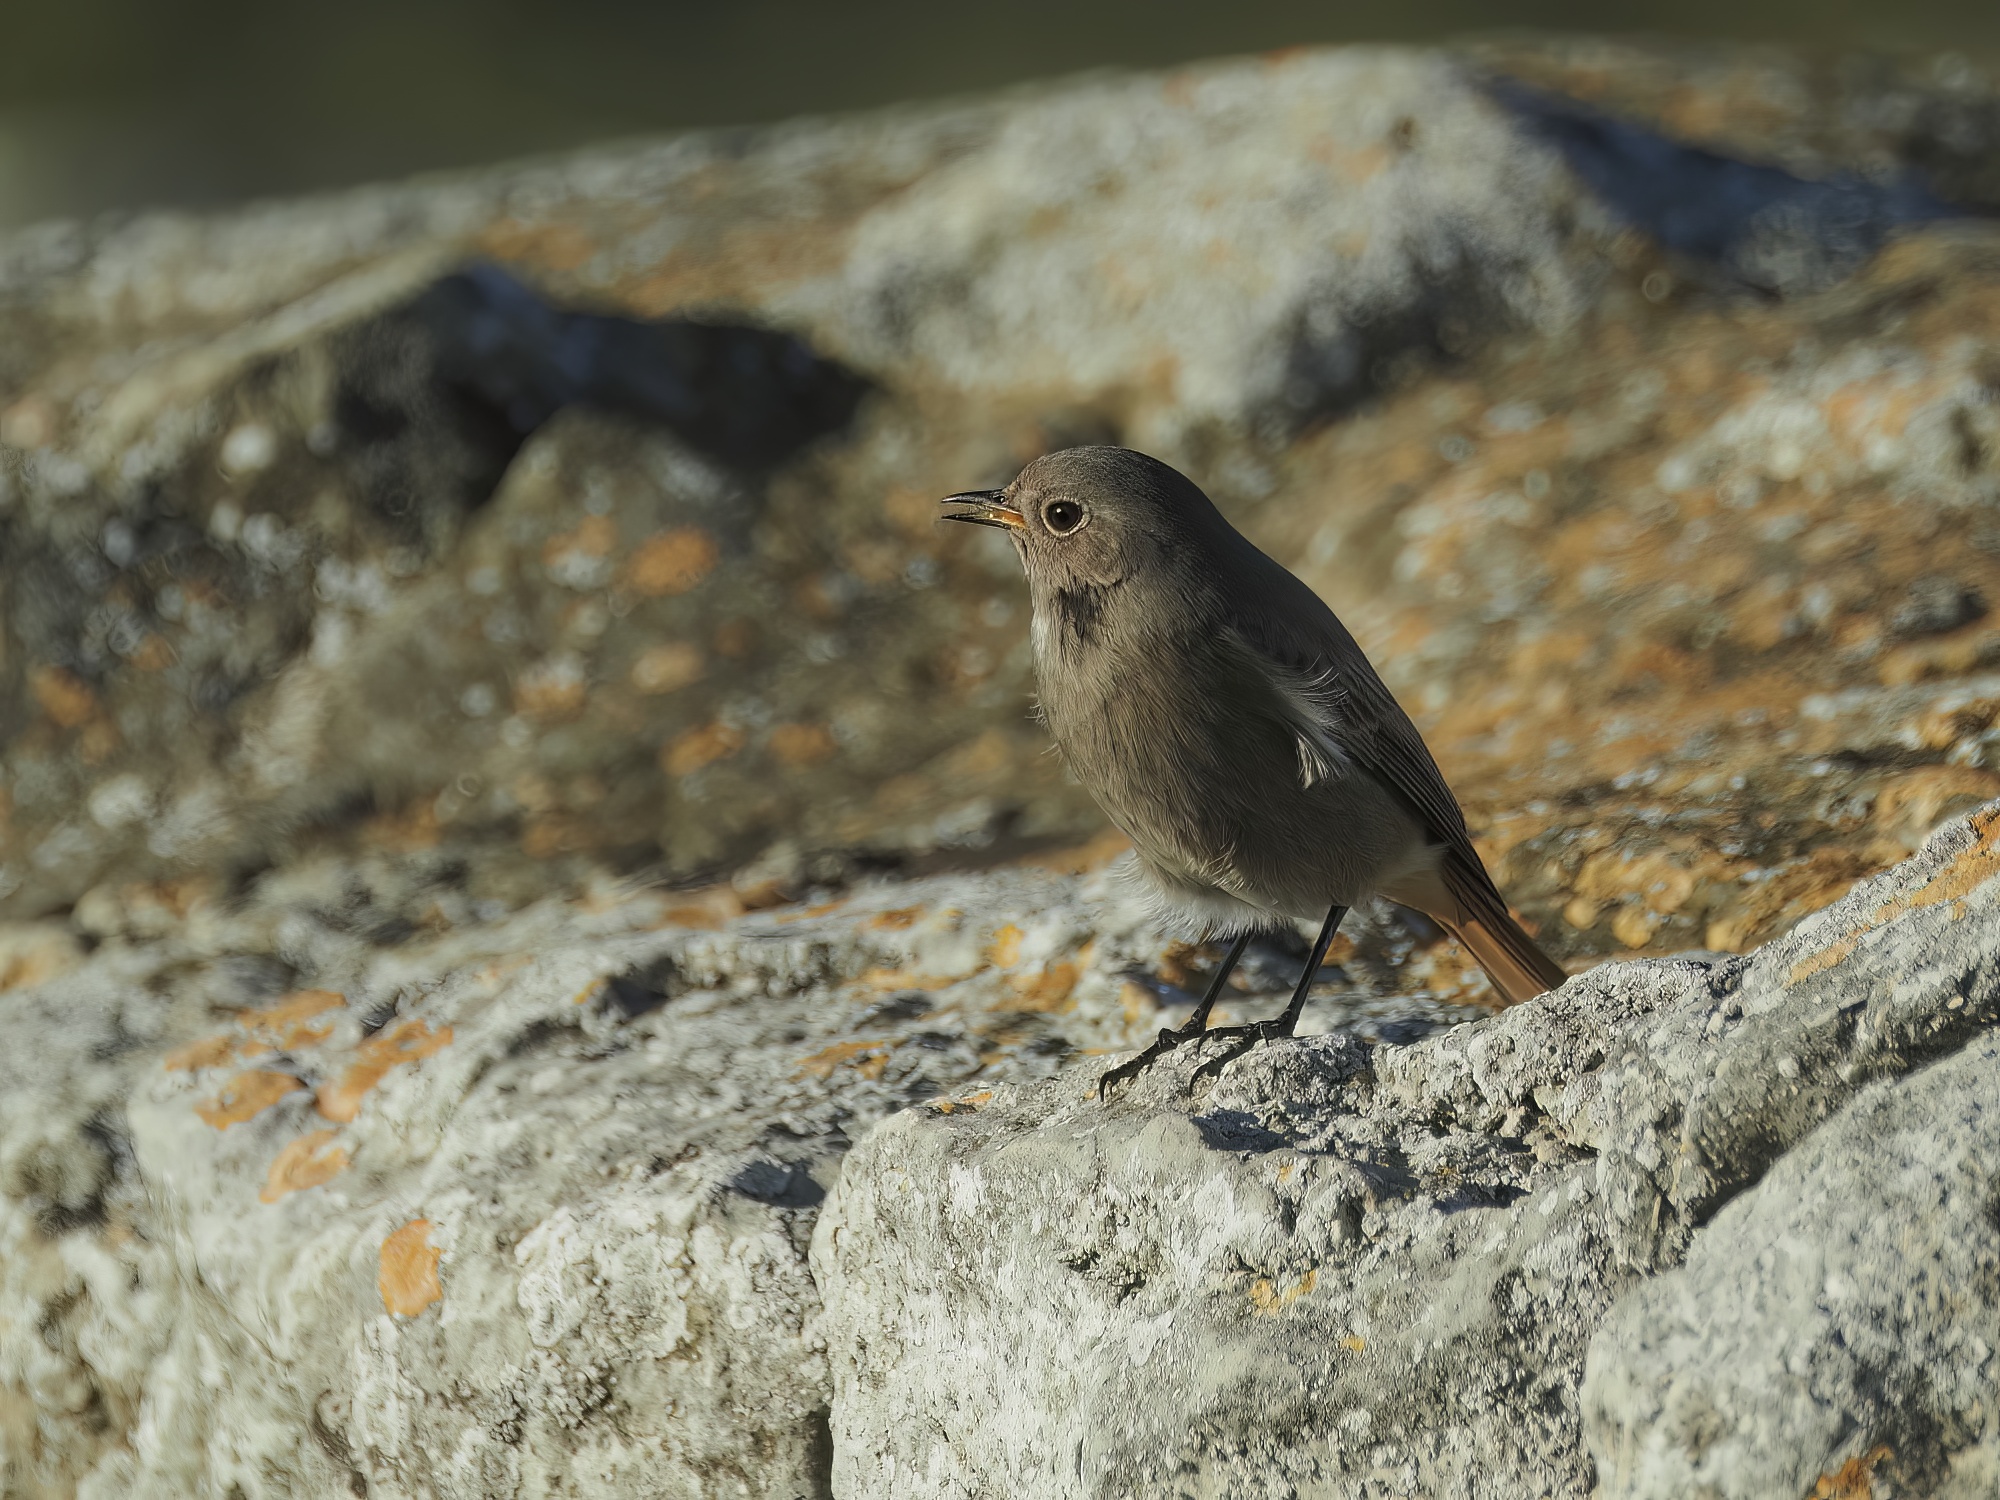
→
(1185, 1016, 1299, 1090)
(1097, 1018, 1213, 1100)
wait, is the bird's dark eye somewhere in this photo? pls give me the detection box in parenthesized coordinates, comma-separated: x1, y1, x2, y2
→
(1042, 499, 1085, 535)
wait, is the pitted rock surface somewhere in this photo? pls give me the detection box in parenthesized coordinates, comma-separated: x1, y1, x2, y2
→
(815, 807, 2000, 1498)
(7, 34, 2000, 1500)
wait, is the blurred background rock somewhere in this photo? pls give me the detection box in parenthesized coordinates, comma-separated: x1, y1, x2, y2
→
(4, 5, 2000, 995)
(5, 0, 2000, 229)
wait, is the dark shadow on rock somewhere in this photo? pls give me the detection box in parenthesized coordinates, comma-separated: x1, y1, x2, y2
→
(1487, 76, 1970, 296)
(1191, 1109, 1290, 1154)
(324, 262, 870, 553)
(601, 955, 682, 1021)
(728, 1158, 828, 1209)
(1274, 251, 1512, 434)
(411, 263, 871, 470)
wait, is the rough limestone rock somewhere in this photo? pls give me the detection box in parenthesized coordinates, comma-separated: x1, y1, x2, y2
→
(5, 801, 2000, 1498)
(813, 805, 2000, 1498)
(8, 34, 2000, 1500)
(16, 835, 1418, 1498)
(5, 37, 2000, 983)
(1584, 1032, 2000, 1499)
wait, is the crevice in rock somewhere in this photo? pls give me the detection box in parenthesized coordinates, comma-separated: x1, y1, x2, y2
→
(803, 1406, 836, 1500)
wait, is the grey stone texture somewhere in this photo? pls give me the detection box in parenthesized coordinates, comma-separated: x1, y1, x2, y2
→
(0, 852, 1174, 1497)
(7, 797, 1998, 1497)
(8, 31, 2000, 1500)
(814, 806, 2000, 1499)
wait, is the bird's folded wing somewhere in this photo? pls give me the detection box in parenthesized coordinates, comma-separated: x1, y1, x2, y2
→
(1220, 623, 1472, 848)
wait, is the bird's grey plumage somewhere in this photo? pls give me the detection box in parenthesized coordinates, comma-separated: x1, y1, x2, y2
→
(942, 445, 1565, 1005)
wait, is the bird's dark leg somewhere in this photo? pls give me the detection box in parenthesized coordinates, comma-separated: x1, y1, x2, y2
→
(1097, 931, 1252, 1098)
(1187, 903, 1347, 1087)
(1183, 930, 1252, 1033)
(1273, 902, 1347, 1036)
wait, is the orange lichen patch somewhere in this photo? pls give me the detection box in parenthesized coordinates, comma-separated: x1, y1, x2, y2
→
(1707, 846, 1882, 957)
(663, 720, 746, 777)
(1564, 896, 1603, 931)
(1008, 961, 1079, 1013)
(623, 528, 719, 596)
(379, 1219, 444, 1317)
(259, 1130, 350, 1203)
(1153, 942, 1210, 990)
(522, 814, 597, 860)
(542, 514, 618, 569)
(988, 924, 1024, 968)
(930, 1090, 995, 1115)
(869, 772, 934, 816)
(129, 633, 176, 672)
(242, 989, 346, 1050)
(1872, 766, 2000, 855)
(1887, 693, 2000, 754)
(768, 722, 838, 768)
(1572, 849, 1702, 915)
(0, 393, 58, 449)
(1403, 934, 1504, 1005)
(78, 717, 119, 766)
(1808, 1444, 1892, 1500)
(1119, 979, 1159, 1027)
(858, 967, 967, 992)
(0, 925, 83, 992)
(653, 884, 746, 930)
(1704, 912, 1762, 955)
(1878, 631, 2000, 687)
(315, 1019, 454, 1124)
(29, 665, 98, 729)
(165, 1033, 257, 1072)
(1611, 905, 1664, 951)
(795, 1039, 899, 1081)
(1895, 804, 2000, 915)
(477, 218, 598, 271)
(732, 876, 793, 911)
(513, 656, 589, 723)
(773, 897, 849, 925)
(617, 209, 866, 317)
(630, 641, 705, 695)
(866, 905, 925, 931)
(363, 800, 442, 853)
(195, 1070, 304, 1129)
(1022, 828, 1131, 874)
(1249, 1269, 1318, 1314)
(936, 728, 1015, 786)
(1790, 808, 2000, 983)
(1338, 1333, 1367, 1353)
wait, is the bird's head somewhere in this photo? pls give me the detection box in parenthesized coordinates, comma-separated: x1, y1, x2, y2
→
(939, 446, 1230, 610)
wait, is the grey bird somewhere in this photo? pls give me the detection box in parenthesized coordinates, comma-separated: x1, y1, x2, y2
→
(941, 446, 1566, 1089)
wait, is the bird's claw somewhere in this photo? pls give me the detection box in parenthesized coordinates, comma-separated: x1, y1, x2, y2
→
(1097, 1021, 1206, 1100)
(1184, 1017, 1297, 1090)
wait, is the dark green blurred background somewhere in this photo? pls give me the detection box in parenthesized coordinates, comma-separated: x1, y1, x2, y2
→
(4, 0, 1998, 228)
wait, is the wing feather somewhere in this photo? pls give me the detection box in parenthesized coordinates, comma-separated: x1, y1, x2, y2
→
(1221, 622, 1467, 845)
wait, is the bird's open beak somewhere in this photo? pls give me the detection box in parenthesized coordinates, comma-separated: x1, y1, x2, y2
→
(940, 488, 1026, 531)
